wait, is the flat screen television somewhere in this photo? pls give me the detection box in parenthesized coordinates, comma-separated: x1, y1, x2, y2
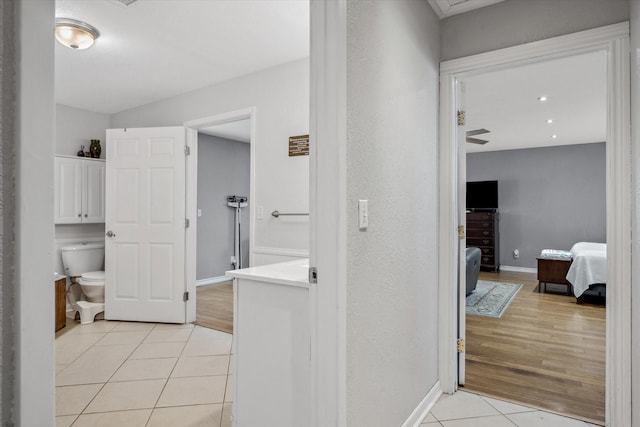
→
(466, 180, 498, 210)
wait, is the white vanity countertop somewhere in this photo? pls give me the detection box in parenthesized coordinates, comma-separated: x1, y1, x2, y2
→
(226, 259, 310, 288)
(54, 274, 66, 281)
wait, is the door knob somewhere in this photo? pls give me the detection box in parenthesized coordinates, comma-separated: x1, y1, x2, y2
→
(106, 230, 116, 237)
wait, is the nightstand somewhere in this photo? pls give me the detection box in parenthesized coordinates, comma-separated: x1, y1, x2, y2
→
(537, 257, 573, 295)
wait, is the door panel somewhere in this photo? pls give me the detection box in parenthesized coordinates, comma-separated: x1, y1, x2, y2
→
(105, 126, 186, 323)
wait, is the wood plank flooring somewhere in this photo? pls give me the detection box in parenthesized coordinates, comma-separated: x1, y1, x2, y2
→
(195, 282, 234, 334)
(464, 271, 605, 424)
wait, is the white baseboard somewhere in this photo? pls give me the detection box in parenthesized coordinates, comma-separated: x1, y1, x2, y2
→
(252, 246, 309, 258)
(196, 276, 232, 287)
(401, 381, 442, 427)
(500, 265, 537, 274)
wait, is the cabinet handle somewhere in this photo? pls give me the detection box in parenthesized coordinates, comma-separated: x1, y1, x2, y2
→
(483, 239, 489, 244)
(483, 231, 489, 236)
(84, 214, 88, 217)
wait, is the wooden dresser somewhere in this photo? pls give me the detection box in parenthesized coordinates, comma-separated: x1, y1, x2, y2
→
(466, 209, 500, 271)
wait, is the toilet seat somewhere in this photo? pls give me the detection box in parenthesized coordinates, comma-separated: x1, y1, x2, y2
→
(79, 270, 104, 283)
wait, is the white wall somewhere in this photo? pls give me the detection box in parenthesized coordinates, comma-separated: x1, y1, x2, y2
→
(441, 0, 630, 60)
(345, 1, 440, 425)
(56, 104, 109, 158)
(630, 1, 640, 424)
(110, 59, 310, 266)
(15, 0, 56, 425)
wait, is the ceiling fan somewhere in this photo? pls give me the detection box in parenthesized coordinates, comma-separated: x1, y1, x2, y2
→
(466, 128, 490, 145)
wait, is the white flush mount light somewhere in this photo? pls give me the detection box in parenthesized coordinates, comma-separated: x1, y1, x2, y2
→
(537, 96, 548, 102)
(55, 18, 100, 50)
(552, 134, 558, 139)
(546, 119, 554, 124)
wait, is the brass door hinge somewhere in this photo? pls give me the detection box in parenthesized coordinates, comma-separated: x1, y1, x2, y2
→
(457, 110, 465, 126)
(457, 338, 465, 353)
(458, 225, 465, 239)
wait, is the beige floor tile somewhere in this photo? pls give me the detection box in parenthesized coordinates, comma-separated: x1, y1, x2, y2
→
(95, 331, 150, 346)
(129, 342, 186, 359)
(56, 344, 137, 386)
(72, 409, 152, 427)
(171, 355, 230, 378)
(144, 328, 193, 343)
(228, 356, 234, 374)
(156, 375, 227, 407)
(147, 404, 223, 427)
(56, 364, 69, 374)
(55, 383, 104, 416)
(422, 413, 438, 423)
(64, 320, 119, 335)
(55, 332, 105, 365)
(153, 322, 195, 330)
(225, 375, 233, 402)
(55, 415, 77, 427)
(110, 358, 177, 382)
(441, 414, 516, 426)
(482, 395, 536, 415)
(431, 391, 500, 421)
(507, 411, 596, 427)
(183, 327, 232, 356)
(221, 403, 233, 427)
(85, 379, 166, 413)
(111, 321, 156, 332)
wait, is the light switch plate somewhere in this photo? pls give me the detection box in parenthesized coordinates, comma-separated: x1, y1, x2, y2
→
(358, 200, 368, 230)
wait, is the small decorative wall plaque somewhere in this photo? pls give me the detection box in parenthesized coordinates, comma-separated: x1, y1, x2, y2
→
(289, 134, 309, 157)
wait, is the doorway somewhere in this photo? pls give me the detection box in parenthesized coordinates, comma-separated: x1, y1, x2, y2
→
(437, 23, 631, 426)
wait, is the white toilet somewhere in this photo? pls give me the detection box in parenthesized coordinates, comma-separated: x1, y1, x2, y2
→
(60, 243, 106, 324)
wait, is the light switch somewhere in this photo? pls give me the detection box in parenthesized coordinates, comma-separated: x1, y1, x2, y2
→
(358, 200, 368, 230)
(197, 209, 202, 217)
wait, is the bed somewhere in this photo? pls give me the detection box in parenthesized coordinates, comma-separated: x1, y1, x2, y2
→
(565, 242, 607, 298)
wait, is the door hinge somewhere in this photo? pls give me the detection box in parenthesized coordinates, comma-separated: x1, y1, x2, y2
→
(457, 338, 465, 353)
(458, 225, 465, 239)
(185, 218, 190, 228)
(183, 291, 189, 302)
(309, 267, 318, 284)
(184, 145, 191, 156)
(457, 110, 465, 126)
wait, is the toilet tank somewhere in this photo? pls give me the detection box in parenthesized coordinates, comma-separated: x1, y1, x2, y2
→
(60, 243, 105, 277)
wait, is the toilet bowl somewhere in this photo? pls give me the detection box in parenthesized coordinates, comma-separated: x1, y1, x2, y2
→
(60, 243, 106, 324)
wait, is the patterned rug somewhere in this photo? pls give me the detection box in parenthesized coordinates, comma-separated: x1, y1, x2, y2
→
(466, 280, 522, 318)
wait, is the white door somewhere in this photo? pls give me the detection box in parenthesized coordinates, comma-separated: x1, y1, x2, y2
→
(54, 156, 82, 224)
(83, 160, 106, 223)
(105, 126, 187, 323)
(457, 81, 467, 386)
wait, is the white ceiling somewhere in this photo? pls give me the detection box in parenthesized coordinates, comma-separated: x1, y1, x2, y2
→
(200, 119, 251, 143)
(465, 50, 607, 153)
(428, 0, 506, 18)
(55, 0, 310, 114)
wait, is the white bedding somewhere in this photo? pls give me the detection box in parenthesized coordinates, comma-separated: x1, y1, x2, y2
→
(565, 242, 607, 297)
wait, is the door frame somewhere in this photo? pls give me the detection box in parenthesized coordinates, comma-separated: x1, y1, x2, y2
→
(438, 22, 631, 425)
(183, 107, 256, 323)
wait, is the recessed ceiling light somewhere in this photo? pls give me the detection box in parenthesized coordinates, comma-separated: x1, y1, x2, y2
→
(538, 96, 548, 102)
(552, 134, 558, 139)
(546, 119, 554, 124)
(55, 18, 100, 50)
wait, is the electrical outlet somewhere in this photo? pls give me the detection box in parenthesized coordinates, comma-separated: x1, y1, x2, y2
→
(197, 209, 202, 217)
(513, 249, 520, 259)
(358, 200, 368, 230)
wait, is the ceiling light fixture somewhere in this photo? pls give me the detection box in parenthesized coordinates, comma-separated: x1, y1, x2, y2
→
(55, 18, 100, 50)
(552, 134, 558, 139)
(546, 119, 554, 124)
(538, 96, 548, 102)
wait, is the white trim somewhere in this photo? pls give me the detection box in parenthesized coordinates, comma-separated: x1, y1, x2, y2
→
(310, 1, 348, 426)
(499, 266, 537, 274)
(400, 381, 443, 427)
(253, 246, 309, 258)
(437, 22, 631, 426)
(196, 276, 232, 287)
(427, 0, 505, 19)
(183, 107, 256, 324)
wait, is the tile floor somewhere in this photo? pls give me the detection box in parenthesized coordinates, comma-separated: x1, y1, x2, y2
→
(56, 320, 601, 427)
(421, 391, 602, 427)
(55, 320, 232, 427)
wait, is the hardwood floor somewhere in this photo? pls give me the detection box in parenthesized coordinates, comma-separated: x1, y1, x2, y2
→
(464, 270, 605, 424)
(195, 282, 234, 334)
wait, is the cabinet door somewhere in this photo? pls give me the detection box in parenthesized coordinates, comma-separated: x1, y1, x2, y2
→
(83, 160, 106, 223)
(54, 157, 82, 224)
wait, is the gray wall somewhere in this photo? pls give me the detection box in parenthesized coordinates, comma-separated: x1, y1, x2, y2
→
(467, 143, 606, 269)
(442, 0, 630, 61)
(56, 104, 109, 158)
(197, 134, 250, 279)
(345, 0, 440, 425)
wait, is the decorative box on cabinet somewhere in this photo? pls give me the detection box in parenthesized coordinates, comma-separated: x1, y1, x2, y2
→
(466, 209, 500, 271)
(54, 156, 105, 224)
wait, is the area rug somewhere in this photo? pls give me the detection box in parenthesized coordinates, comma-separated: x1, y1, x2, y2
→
(466, 280, 522, 318)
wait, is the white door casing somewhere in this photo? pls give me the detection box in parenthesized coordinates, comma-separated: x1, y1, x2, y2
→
(456, 81, 467, 386)
(105, 126, 187, 323)
(438, 22, 631, 426)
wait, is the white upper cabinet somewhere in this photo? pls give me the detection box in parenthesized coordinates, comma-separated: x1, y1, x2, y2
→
(55, 156, 105, 224)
